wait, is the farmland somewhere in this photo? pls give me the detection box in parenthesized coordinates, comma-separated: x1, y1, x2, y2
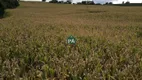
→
(0, 2, 142, 79)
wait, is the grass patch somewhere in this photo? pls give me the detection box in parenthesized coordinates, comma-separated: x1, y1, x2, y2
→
(88, 10, 106, 13)
(3, 11, 11, 18)
(137, 31, 142, 38)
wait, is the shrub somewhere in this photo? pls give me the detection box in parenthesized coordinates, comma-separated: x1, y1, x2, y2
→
(105, 2, 109, 5)
(81, 1, 87, 4)
(125, 1, 130, 4)
(109, 2, 113, 5)
(49, 0, 58, 3)
(0, 0, 19, 19)
(1, 0, 19, 9)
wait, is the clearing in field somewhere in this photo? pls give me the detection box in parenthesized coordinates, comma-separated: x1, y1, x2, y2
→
(0, 2, 142, 79)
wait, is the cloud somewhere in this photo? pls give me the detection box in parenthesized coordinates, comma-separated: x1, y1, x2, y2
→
(93, 0, 142, 4)
(93, 0, 118, 4)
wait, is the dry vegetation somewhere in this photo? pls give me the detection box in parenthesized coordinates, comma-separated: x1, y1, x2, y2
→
(0, 2, 142, 79)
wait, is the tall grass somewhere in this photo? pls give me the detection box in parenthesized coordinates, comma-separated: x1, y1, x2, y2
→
(0, 2, 142, 79)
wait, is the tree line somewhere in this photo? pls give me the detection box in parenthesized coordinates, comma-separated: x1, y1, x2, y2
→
(49, 0, 142, 5)
(49, 0, 96, 5)
(0, 0, 19, 18)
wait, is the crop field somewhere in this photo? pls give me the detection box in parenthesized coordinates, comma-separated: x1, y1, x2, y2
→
(0, 2, 142, 79)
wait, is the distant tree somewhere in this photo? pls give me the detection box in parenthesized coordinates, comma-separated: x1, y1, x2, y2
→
(109, 2, 113, 4)
(58, 1, 63, 3)
(49, 0, 58, 3)
(66, 0, 71, 4)
(125, 1, 130, 4)
(105, 2, 108, 5)
(122, 1, 125, 4)
(81, 1, 94, 5)
(89, 1, 94, 5)
(82, 1, 87, 4)
(42, 0, 46, 2)
(96, 3, 101, 5)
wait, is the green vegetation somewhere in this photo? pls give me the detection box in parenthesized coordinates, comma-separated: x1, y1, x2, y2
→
(0, 2, 142, 79)
(0, 0, 19, 18)
(0, 0, 19, 9)
(49, 0, 58, 3)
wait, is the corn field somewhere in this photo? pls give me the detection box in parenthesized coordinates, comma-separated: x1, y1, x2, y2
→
(0, 2, 142, 80)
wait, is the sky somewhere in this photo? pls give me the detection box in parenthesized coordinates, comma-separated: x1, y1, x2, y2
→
(70, 0, 142, 4)
(109, 0, 142, 4)
(79, 0, 142, 4)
